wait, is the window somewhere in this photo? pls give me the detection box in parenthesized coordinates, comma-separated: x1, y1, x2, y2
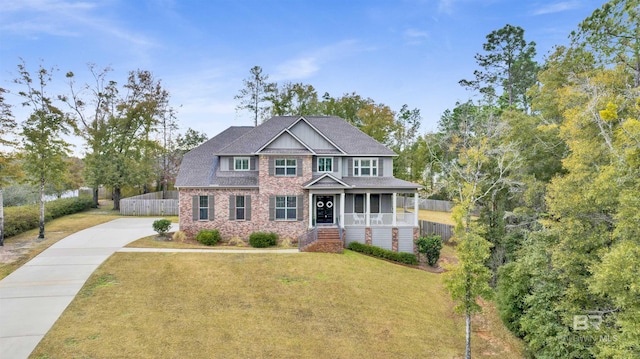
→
(229, 195, 250, 221)
(275, 158, 296, 176)
(317, 157, 333, 172)
(354, 194, 364, 213)
(353, 158, 378, 176)
(199, 196, 209, 220)
(276, 196, 297, 220)
(234, 157, 249, 171)
(370, 194, 380, 213)
(235, 196, 245, 220)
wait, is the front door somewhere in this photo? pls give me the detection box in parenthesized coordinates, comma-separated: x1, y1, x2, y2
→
(315, 195, 334, 224)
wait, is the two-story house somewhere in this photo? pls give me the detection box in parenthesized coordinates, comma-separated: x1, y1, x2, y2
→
(175, 116, 421, 253)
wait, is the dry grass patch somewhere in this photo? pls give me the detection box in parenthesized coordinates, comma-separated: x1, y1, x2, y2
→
(32, 251, 523, 359)
(0, 205, 120, 280)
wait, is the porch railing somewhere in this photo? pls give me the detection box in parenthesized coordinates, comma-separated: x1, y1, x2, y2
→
(298, 227, 318, 251)
(342, 212, 417, 226)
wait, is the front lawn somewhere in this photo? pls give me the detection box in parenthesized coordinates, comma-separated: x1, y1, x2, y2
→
(31, 251, 523, 358)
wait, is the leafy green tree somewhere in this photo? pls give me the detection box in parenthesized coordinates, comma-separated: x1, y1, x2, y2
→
(572, 0, 640, 86)
(235, 66, 275, 126)
(356, 103, 396, 145)
(267, 82, 320, 116)
(14, 60, 76, 238)
(102, 70, 171, 209)
(176, 127, 208, 154)
(0, 87, 19, 245)
(460, 24, 539, 111)
(391, 105, 421, 181)
(319, 92, 373, 127)
(62, 64, 117, 206)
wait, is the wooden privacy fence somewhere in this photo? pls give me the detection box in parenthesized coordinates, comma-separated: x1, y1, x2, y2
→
(120, 191, 179, 216)
(419, 220, 454, 242)
(398, 197, 454, 212)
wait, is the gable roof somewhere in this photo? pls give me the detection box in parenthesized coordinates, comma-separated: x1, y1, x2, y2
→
(216, 116, 396, 156)
(303, 173, 352, 189)
(175, 126, 252, 187)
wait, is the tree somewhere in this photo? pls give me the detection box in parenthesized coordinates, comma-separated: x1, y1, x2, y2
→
(266, 82, 320, 116)
(0, 87, 19, 245)
(176, 127, 208, 154)
(391, 105, 421, 181)
(101, 70, 172, 210)
(356, 103, 396, 145)
(14, 60, 76, 239)
(62, 64, 117, 206)
(572, 0, 640, 86)
(235, 66, 275, 126)
(460, 24, 539, 111)
(433, 101, 519, 359)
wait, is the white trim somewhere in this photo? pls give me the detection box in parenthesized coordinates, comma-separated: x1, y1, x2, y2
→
(352, 158, 378, 177)
(303, 173, 351, 189)
(233, 157, 250, 171)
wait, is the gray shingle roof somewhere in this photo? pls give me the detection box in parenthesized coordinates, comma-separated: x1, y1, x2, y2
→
(175, 126, 252, 187)
(216, 116, 396, 156)
(341, 176, 421, 189)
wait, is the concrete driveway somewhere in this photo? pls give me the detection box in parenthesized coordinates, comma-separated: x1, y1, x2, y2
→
(0, 218, 163, 359)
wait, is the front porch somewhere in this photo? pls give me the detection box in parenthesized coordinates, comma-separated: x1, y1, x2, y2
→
(303, 191, 420, 253)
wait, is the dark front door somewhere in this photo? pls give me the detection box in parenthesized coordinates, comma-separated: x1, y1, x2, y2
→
(315, 195, 334, 224)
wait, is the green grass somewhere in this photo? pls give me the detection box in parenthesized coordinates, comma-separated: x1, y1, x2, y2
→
(31, 251, 524, 359)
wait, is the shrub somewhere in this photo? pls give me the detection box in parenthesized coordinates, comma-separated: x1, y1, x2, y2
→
(152, 219, 172, 236)
(196, 229, 221, 246)
(347, 242, 417, 265)
(416, 235, 443, 266)
(172, 231, 187, 242)
(2, 196, 94, 238)
(249, 232, 278, 248)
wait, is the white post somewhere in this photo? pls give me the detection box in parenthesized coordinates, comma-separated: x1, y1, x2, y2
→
(414, 192, 419, 226)
(308, 192, 313, 229)
(340, 192, 345, 229)
(392, 193, 397, 226)
(365, 192, 371, 227)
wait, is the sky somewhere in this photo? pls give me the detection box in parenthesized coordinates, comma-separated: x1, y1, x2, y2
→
(0, 0, 606, 155)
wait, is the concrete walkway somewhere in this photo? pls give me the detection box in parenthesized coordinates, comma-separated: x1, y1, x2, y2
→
(0, 218, 166, 359)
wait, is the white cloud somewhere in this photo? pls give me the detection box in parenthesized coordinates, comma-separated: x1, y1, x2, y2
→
(404, 28, 430, 45)
(532, 1, 580, 15)
(271, 40, 369, 82)
(438, 0, 455, 15)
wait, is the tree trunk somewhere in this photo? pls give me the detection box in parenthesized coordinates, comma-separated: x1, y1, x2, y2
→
(39, 178, 45, 239)
(0, 187, 4, 246)
(93, 187, 99, 207)
(466, 310, 471, 359)
(113, 187, 121, 210)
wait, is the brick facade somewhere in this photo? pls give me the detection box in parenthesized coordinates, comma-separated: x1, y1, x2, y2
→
(178, 155, 312, 241)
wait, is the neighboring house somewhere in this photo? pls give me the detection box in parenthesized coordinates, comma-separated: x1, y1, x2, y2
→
(175, 116, 421, 253)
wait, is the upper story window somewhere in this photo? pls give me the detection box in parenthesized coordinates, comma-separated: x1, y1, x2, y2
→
(353, 158, 378, 176)
(275, 158, 297, 176)
(234, 157, 250, 171)
(317, 157, 332, 172)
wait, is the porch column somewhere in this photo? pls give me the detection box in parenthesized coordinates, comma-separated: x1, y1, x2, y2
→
(308, 192, 313, 229)
(392, 192, 397, 226)
(365, 192, 371, 227)
(414, 192, 419, 226)
(340, 193, 345, 229)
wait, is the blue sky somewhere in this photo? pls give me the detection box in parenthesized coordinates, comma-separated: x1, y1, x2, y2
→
(1, 0, 605, 152)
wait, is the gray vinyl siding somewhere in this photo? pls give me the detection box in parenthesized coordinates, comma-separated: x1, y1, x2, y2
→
(371, 227, 392, 250)
(289, 120, 335, 150)
(266, 132, 307, 149)
(398, 227, 414, 253)
(345, 227, 366, 246)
